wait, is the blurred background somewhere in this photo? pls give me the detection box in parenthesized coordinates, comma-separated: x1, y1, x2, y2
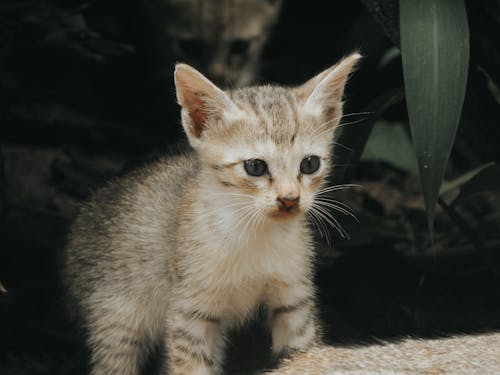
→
(1, 0, 499, 374)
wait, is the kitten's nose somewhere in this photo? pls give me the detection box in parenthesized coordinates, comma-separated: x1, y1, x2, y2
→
(277, 196, 300, 211)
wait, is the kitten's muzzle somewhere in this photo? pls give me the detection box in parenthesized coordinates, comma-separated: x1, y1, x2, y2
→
(277, 196, 300, 211)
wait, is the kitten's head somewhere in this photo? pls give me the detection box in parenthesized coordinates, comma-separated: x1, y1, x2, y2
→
(165, 0, 282, 86)
(174, 53, 360, 226)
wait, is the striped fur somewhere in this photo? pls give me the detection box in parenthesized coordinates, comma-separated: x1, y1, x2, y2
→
(63, 54, 360, 375)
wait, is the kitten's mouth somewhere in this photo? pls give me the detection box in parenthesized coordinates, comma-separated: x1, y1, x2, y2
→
(268, 206, 301, 221)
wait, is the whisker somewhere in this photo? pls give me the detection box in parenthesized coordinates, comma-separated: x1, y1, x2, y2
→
(310, 112, 371, 140)
(331, 140, 354, 152)
(308, 115, 344, 139)
(248, 207, 263, 241)
(234, 206, 257, 243)
(306, 209, 331, 245)
(313, 198, 359, 222)
(341, 111, 374, 118)
(311, 117, 341, 135)
(309, 206, 336, 243)
(310, 207, 330, 244)
(310, 125, 337, 140)
(311, 203, 350, 239)
(222, 201, 255, 209)
(336, 118, 367, 129)
(232, 208, 252, 229)
(314, 193, 356, 208)
(314, 196, 356, 213)
(316, 184, 362, 194)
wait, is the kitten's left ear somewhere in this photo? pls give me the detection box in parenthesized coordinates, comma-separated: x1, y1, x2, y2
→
(174, 63, 240, 144)
(295, 52, 361, 124)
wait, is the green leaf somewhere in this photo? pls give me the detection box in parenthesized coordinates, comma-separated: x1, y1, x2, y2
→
(453, 163, 500, 205)
(439, 162, 495, 196)
(477, 66, 500, 105)
(400, 0, 469, 234)
(361, 120, 418, 173)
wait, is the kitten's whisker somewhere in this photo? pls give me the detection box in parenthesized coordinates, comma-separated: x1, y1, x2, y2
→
(305, 211, 322, 240)
(314, 197, 356, 214)
(331, 141, 354, 152)
(314, 193, 356, 209)
(222, 201, 255, 209)
(312, 112, 371, 139)
(238, 207, 256, 227)
(311, 126, 336, 140)
(310, 207, 334, 241)
(247, 208, 262, 241)
(310, 119, 339, 138)
(311, 204, 339, 233)
(234, 206, 256, 241)
(235, 205, 265, 246)
(341, 111, 374, 118)
(336, 118, 367, 129)
(231, 205, 258, 216)
(316, 184, 362, 194)
(309, 207, 334, 244)
(256, 209, 267, 233)
(311, 203, 350, 239)
(306, 209, 331, 245)
(307, 115, 344, 139)
(254, 209, 266, 239)
(313, 198, 359, 222)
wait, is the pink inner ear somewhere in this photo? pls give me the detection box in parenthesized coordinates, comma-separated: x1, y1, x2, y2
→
(184, 90, 207, 138)
(190, 108, 206, 138)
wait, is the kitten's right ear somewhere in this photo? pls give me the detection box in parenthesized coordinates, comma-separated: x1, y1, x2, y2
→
(174, 64, 239, 144)
(294, 53, 361, 125)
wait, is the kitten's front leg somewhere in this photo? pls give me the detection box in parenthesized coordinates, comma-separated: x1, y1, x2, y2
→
(165, 308, 225, 375)
(267, 282, 320, 357)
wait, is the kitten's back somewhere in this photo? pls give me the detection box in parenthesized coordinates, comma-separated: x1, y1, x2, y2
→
(64, 153, 199, 313)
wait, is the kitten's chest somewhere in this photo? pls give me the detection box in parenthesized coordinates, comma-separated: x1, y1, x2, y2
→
(187, 228, 310, 318)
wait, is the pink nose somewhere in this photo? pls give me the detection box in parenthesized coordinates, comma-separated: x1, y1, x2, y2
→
(277, 196, 300, 211)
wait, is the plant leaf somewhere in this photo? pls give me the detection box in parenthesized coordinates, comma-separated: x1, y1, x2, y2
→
(439, 162, 495, 196)
(400, 0, 469, 234)
(361, 120, 418, 173)
(453, 163, 500, 205)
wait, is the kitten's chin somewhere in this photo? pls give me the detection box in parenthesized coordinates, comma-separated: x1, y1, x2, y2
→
(268, 208, 302, 222)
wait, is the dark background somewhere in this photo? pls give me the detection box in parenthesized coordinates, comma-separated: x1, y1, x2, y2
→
(1, 1, 500, 374)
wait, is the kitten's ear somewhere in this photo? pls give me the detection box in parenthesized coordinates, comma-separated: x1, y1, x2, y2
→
(174, 63, 239, 142)
(295, 52, 361, 124)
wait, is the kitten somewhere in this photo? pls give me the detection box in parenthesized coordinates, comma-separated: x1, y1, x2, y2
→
(162, 0, 282, 86)
(63, 53, 361, 375)
(266, 332, 500, 374)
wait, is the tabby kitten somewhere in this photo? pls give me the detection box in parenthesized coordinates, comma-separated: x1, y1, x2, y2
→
(163, 0, 282, 86)
(63, 53, 361, 375)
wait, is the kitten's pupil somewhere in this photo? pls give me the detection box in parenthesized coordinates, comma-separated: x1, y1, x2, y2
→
(300, 156, 320, 174)
(178, 38, 203, 57)
(244, 159, 268, 177)
(229, 39, 250, 56)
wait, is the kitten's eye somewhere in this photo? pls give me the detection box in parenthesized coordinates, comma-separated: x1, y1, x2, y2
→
(230, 39, 250, 56)
(300, 156, 320, 174)
(244, 159, 268, 176)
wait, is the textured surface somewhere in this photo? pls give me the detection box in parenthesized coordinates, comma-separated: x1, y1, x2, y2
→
(267, 332, 500, 374)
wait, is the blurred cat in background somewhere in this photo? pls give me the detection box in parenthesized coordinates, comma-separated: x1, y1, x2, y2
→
(152, 0, 282, 86)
